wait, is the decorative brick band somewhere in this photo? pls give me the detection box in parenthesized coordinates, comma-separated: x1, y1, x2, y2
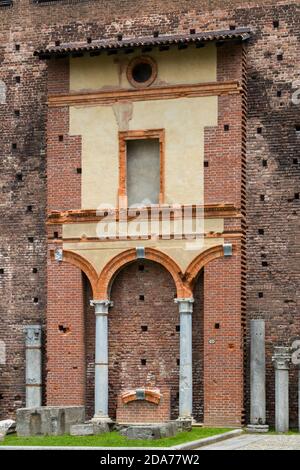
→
(54, 244, 229, 301)
(50, 249, 98, 297)
(96, 247, 189, 299)
(48, 81, 241, 108)
(185, 245, 225, 288)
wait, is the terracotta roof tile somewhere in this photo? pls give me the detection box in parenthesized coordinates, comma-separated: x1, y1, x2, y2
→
(34, 27, 251, 58)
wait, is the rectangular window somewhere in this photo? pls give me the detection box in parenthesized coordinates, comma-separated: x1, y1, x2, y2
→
(119, 130, 165, 207)
(126, 139, 160, 206)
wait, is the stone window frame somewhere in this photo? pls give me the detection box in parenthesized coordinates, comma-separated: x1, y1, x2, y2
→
(118, 129, 165, 208)
(126, 56, 158, 89)
(0, 0, 12, 6)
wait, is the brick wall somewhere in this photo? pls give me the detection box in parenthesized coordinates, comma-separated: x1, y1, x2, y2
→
(46, 252, 85, 406)
(204, 43, 246, 211)
(108, 260, 180, 421)
(116, 387, 171, 423)
(203, 240, 244, 426)
(192, 271, 204, 423)
(84, 275, 95, 420)
(0, 0, 299, 426)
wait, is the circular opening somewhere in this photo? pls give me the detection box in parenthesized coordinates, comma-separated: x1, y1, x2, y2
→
(127, 56, 157, 88)
(132, 62, 153, 83)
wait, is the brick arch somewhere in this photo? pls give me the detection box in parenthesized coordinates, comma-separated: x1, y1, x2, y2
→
(62, 249, 98, 297)
(185, 245, 225, 288)
(96, 247, 190, 299)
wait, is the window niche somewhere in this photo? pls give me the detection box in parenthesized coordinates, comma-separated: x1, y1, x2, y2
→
(119, 130, 165, 207)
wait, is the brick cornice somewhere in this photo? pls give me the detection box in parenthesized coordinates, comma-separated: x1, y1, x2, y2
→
(48, 80, 241, 108)
(47, 204, 241, 225)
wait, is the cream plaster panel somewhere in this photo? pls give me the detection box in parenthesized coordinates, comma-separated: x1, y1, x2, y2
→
(69, 96, 218, 209)
(63, 237, 224, 276)
(70, 106, 119, 208)
(129, 97, 217, 205)
(70, 44, 217, 92)
(63, 218, 224, 239)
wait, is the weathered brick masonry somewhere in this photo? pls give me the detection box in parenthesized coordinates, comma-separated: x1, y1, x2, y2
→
(44, 30, 245, 424)
(0, 0, 299, 426)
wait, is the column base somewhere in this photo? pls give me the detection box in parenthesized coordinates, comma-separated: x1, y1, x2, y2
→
(91, 415, 113, 424)
(246, 424, 269, 433)
(176, 416, 193, 432)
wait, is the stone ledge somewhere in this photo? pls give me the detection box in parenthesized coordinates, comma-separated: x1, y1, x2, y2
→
(119, 422, 178, 440)
(171, 429, 244, 450)
(70, 422, 109, 436)
(246, 425, 269, 434)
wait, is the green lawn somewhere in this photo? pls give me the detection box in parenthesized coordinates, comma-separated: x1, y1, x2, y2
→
(1, 427, 231, 448)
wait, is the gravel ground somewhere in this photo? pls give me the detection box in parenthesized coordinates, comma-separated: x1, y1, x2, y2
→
(199, 434, 300, 450)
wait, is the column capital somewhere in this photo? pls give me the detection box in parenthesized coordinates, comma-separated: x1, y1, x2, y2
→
(90, 299, 113, 315)
(272, 346, 291, 370)
(25, 325, 42, 348)
(174, 298, 194, 314)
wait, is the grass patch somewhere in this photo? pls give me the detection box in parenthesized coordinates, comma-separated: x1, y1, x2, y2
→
(1, 427, 231, 448)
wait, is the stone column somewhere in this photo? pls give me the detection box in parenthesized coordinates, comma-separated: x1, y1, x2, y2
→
(272, 346, 291, 433)
(247, 320, 269, 432)
(25, 325, 42, 408)
(291, 340, 300, 432)
(175, 298, 194, 419)
(90, 300, 113, 422)
(298, 366, 300, 433)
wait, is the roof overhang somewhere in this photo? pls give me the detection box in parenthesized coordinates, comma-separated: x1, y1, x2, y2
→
(34, 27, 251, 59)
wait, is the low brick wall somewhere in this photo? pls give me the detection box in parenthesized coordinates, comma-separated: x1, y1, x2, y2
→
(116, 387, 171, 423)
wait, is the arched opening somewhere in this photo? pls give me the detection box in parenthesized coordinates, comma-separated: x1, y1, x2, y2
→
(108, 259, 179, 420)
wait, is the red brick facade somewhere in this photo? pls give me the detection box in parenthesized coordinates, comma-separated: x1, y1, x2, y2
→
(116, 388, 171, 424)
(203, 240, 244, 427)
(0, 0, 299, 429)
(108, 260, 180, 421)
(47, 252, 85, 406)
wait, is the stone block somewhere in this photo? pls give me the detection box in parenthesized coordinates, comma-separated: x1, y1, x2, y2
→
(120, 422, 178, 440)
(70, 423, 95, 436)
(16, 406, 85, 437)
(0, 419, 16, 436)
(246, 424, 269, 433)
(70, 422, 109, 436)
(93, 422, 110, 434)
(176, 418, 192, 432)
